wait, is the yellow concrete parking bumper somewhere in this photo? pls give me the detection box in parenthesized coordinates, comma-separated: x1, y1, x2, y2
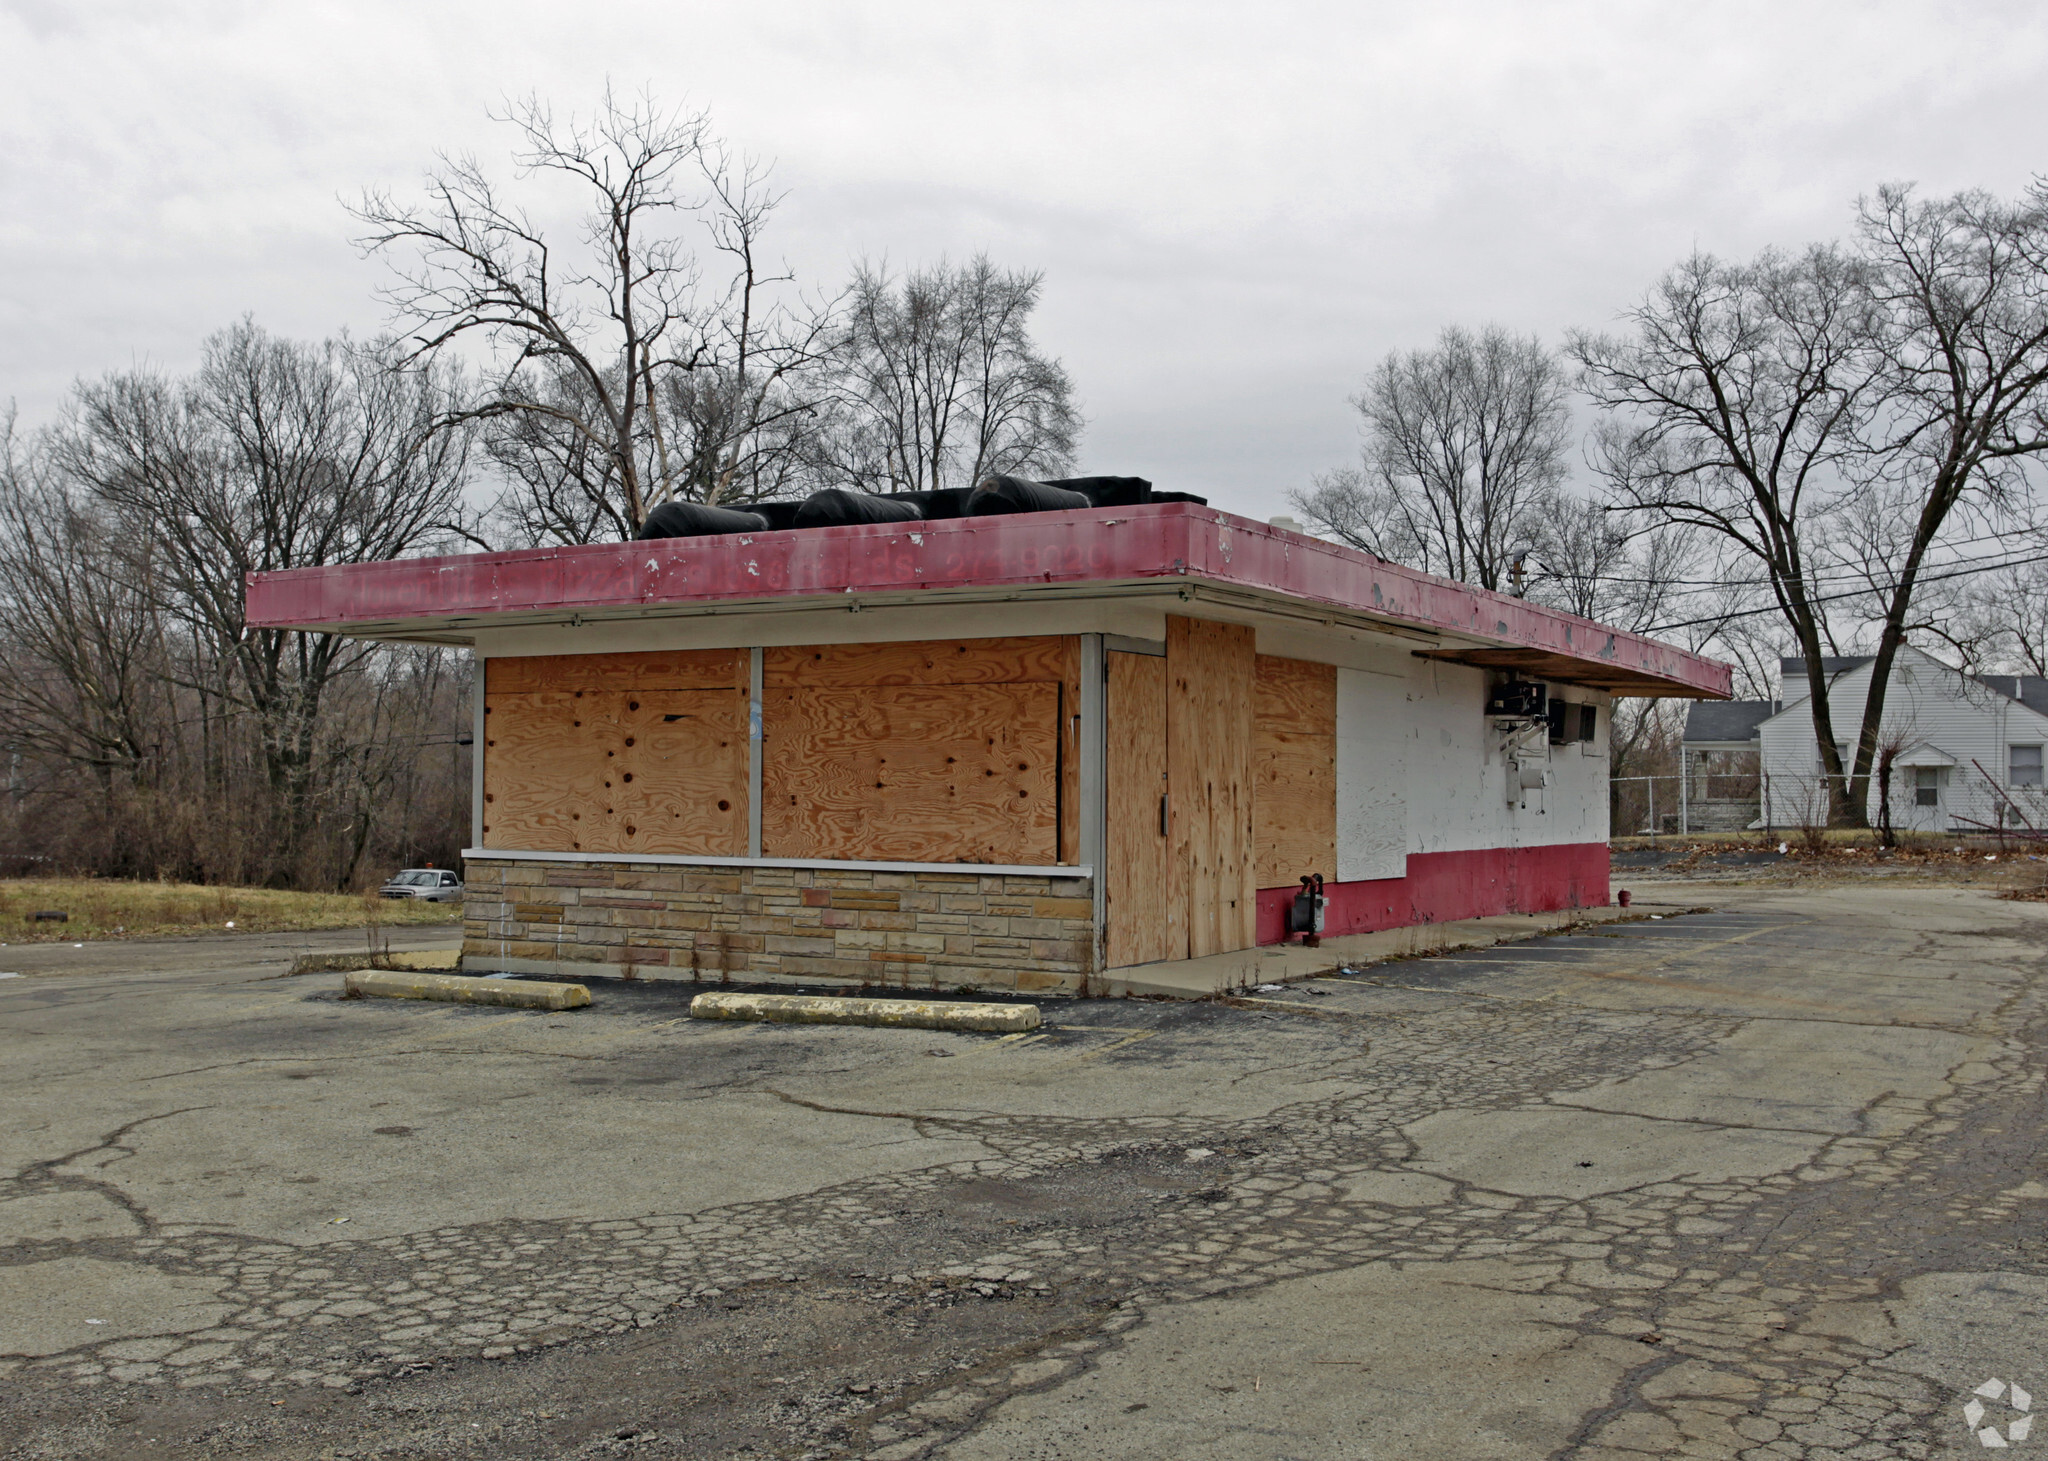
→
(343, 970, 591, 1011)
(688, 991, 1039, 1033)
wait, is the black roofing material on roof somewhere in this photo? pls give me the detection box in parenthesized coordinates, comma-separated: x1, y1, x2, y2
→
(890, 488, 975, 519)
(967, 475, 1093, 515)
(621, 475, 1209, 543)
(1046, 475, 1156, 507)
(1970, 675, 2048, 717)
(634, 501, 771, 540)
(1683, 700, 1774, 743)
(792, 489, 925, 529)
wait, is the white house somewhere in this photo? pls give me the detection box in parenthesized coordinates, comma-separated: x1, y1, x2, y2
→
(1753, 648, 2048, 833)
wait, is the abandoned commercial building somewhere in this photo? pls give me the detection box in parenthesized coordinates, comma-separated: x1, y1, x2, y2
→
(246, 492, 1732, 994)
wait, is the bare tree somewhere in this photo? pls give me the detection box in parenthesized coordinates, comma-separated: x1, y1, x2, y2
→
(353, 89, 833, 541)
(51, 322, 473, 879)
(819, 257, 1080, 493)
(1872, 721, 1918, 849)
(1578, 188, 2048, 828)
(1572, 243, 1879, 822)
(1294, 325, 1570, 591)
(1708, 612, 1799, 703)
(482, 366, 632, 546)
(1838, 184, 2048, 819)
(326, 646, 473, 888)
(0, 413, 176, 796)
(1523, 497, 1718, 634)
(666, 150, 839, 506)
(1950, 547, 2048, 674)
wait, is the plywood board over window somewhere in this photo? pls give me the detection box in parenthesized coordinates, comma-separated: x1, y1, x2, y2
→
(487, 650, 742, 694)
(762, 638, 1070, 866)
(482, 650, 748, 856)
(765, 638, 1070, 688)
(1058, 636, 1082, 865)
(1253, 655, 1337, 888)
(1107, 650, 1180, 969)
(1167, 616, 1257, 957)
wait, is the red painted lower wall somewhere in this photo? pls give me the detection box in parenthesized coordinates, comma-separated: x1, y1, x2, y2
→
(1254, 842, 1612, 946)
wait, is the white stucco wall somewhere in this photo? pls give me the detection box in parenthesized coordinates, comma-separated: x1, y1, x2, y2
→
(1250, 628, 1611, 869)
(1388, 659, 1611, 858)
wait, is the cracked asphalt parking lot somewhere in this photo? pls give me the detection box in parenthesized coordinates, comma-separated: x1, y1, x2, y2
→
(4, 885, 2048, 1459)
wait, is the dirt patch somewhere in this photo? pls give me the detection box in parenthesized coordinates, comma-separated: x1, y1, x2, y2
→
(1616, 836, 2048, 890)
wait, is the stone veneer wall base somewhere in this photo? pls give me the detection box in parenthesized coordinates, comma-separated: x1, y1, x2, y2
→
(461, 857, 1097, 996)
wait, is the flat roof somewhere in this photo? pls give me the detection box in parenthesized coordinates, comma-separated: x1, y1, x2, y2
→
(244, 503, 1732, 699)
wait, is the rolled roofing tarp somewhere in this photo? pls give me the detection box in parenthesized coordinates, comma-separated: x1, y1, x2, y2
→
(1047, 475, 1153, 507)
(635, 501, 771, 540)
(749, 499, 807, 531)
(891, 487, 975, 519)
(967, 475, 1094, 516)
(792, 489, 927, 529)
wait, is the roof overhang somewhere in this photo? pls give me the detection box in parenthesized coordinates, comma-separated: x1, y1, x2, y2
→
(244, 504, 1733, 699)
(1897, 743, 1958, 768)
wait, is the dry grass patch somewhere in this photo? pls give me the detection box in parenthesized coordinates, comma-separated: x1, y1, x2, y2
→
(0, 879, 460, 944)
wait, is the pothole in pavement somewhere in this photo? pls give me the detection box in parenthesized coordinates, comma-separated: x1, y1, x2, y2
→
(923, 1149, 1225, 1234)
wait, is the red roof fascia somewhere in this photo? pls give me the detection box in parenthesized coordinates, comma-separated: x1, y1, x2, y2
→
(244, 504, 1732, 698)
(1173, 520, 1730, 695)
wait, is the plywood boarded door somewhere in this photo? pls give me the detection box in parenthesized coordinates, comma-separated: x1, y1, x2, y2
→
(1106, 650, 1181, 968)
(1167, 617, 1257, 958)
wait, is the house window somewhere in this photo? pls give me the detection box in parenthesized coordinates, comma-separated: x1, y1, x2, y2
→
(2012, 745, 2044, 788)
(1914, 767, 1940, 807)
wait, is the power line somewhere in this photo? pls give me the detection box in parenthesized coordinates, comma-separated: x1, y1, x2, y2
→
(1641, 548, 2048, 633)
(1526, 528, 2047, 591)
(1315, 518, 2044, 593)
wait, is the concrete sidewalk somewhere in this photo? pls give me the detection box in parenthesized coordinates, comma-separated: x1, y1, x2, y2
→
(1098, 898, 1693, 999)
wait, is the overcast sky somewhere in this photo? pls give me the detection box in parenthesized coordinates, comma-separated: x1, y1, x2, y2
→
(4, 0, 2045, 522)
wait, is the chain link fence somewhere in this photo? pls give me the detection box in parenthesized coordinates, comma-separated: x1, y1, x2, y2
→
(1611, 774, 1767, 836)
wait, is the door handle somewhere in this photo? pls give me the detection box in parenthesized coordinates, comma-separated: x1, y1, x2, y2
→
(1160, 793, 1169, 836)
